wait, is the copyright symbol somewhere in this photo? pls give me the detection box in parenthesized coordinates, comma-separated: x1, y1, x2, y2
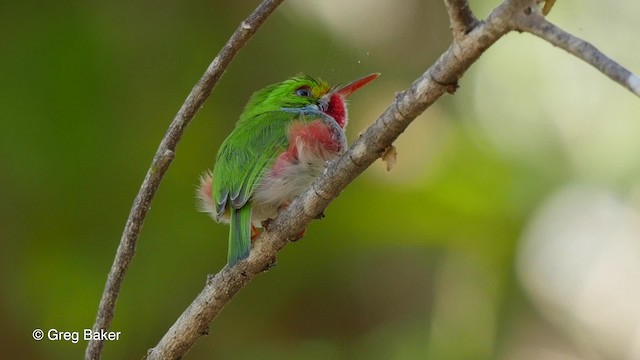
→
(32, 329, 44, 341)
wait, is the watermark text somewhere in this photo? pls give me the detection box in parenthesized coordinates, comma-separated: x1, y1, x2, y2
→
(32, 328, 121, 344)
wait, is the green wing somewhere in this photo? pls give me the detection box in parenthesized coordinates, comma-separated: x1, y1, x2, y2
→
(212, 111, 296, 266)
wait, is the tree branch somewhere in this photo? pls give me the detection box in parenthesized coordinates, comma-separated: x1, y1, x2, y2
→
(84, 1, 285, 359)
(84, 0, 639, 358)
(513, 7, 640, 98)
(145, 1, 533, 359)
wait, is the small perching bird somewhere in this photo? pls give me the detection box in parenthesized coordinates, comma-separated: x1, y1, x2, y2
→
(198, 73, 379, 266)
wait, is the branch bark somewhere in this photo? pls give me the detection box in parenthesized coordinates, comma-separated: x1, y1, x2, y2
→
(444, 0, 479, 41)
(87, 0, 640, 359)
(84, 1, 285, 359)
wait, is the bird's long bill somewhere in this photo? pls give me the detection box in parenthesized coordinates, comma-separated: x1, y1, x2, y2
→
(336, 73, 380, 97)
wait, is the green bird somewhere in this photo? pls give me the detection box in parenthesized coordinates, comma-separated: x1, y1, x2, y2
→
(198, 73, 379, 266)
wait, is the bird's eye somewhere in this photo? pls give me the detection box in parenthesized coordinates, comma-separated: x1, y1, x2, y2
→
(295, 86, 312, 97)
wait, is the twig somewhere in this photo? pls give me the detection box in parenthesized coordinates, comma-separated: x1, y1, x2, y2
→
(513, 8, 640, 98)
(84, 1, 285, 359)
(542, 0, 556, 15)
(145, 1, 530, 359)
(444, 0, 480, 41)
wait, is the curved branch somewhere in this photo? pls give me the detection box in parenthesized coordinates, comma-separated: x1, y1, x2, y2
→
(513, 9, 640, 97)
(84, 1, 285, 359)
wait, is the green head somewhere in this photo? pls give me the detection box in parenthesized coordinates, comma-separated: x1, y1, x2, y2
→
(239, 73, 379, 128)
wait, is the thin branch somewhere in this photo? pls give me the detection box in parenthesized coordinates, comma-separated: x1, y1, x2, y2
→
(542, 0, 556, 15)
(84, 1, 285, 359)
(145, 1, 528, 359)
(513, 9, 640, 98)
(444, 0, 480, 41)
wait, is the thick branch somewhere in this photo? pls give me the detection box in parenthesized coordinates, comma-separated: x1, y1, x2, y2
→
(514, 9, 640, 98)
(84, 1, 285, 359)
(145, 2, 528, 359)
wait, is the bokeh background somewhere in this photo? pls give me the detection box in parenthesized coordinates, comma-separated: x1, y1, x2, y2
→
(2, 0, 640, 359)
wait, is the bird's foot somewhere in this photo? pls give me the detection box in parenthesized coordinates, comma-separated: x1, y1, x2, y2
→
(251, 225, 262, 241)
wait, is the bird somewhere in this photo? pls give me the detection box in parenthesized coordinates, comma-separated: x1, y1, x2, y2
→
(197, 73, 379, 266)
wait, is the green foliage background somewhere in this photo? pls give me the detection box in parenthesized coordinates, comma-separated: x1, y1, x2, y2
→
(1, 1, 639, 359)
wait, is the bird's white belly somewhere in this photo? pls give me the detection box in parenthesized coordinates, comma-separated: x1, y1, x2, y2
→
(251, 140, 340, 227)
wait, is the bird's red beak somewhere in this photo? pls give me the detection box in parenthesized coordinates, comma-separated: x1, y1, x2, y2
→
(336, 73, 380, 97)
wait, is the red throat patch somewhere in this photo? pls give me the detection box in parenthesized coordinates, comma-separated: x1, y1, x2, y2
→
(270, 120, 341, 176)
(326, 94, 347, 128)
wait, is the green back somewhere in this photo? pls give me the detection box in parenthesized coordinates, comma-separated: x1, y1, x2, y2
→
(212, 110, 296, 216)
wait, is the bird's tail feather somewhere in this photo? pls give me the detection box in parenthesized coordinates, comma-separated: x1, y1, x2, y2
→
(228, 206, 251, 266)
